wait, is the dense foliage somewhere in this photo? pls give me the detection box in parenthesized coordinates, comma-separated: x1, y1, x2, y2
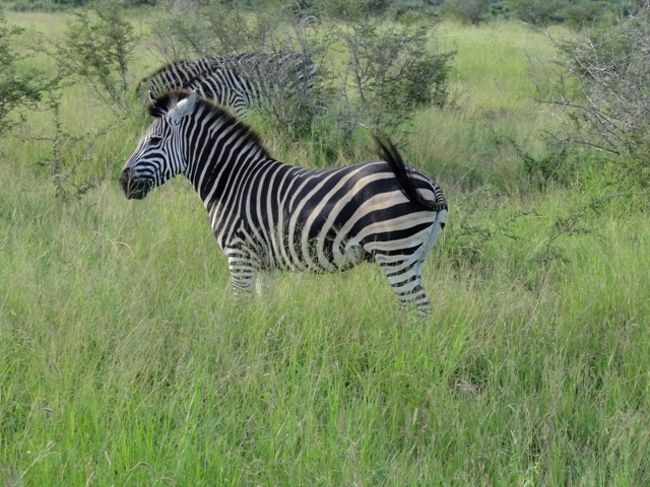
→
(9, 0, 637, 28)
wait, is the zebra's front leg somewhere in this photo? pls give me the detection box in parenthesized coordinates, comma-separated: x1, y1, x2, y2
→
(225, 247, 258, 296)
(377, 258, 432, 317)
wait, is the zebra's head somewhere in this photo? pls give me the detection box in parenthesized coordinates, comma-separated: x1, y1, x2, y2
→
(120, 89, 198, 199)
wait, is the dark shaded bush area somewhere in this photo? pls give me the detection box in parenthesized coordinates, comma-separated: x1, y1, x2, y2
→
(443, 0, 492, 24)
(8, 0, 635, 29)
(443, 0, 636, 26)
(11, 0, 157, 11)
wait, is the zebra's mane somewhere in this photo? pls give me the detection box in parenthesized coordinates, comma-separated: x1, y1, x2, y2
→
(137, 54, 246, 89)
(136, 59, 185, 93)
(147, 89, 272, 160)
(136, 57, 217, 94)
(181, 53, 259, 87)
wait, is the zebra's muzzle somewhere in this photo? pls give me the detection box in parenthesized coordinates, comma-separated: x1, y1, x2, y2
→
(120, 167, 149, 200)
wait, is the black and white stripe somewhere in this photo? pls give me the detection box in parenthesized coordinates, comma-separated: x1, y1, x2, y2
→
(136, 57, 220, 97)
(137, 52, 317, 117)
(120, 90, 447, 315)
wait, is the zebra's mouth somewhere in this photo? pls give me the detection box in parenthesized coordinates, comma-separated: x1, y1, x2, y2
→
(124, 184, 148, 200)
(120, 168, 150, 200)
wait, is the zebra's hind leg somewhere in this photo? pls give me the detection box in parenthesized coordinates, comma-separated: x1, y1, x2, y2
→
(376, 257, 432, 317)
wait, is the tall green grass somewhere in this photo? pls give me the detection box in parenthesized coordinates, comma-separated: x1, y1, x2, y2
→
(2, 163, 648, 485)
(1, 11, 649, 487)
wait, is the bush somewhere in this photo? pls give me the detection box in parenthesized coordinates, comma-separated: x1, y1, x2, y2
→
(564, 2, 607, 29)
(293, 0, 392, 20)
(152, 0, 272, 58)
(11, 1, 70, 12)
(387, 0, 440, 21)
(539, 1, 650, 182)
(510, 0, 567, 24)
(0, 10, 42, 137)
(340, 21, 453, 132)
(443, 0, 491, 24)
(150, 1, 453, 141)
(50, 2, 138, 114)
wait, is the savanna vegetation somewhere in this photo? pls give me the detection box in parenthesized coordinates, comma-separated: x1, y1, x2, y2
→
(1, 0, 649, 485)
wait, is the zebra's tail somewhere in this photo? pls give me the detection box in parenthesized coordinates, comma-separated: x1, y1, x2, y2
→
(374, 136, 448, 212)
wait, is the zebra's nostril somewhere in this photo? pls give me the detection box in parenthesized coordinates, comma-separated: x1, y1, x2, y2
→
(440, 222, 446, 230)
(120, 168, 149, 200)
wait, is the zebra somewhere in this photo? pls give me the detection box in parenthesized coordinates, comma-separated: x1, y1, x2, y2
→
(136, 56, 220, 98)
(120, 89, 448, 315)
(137, 52, 317, 117)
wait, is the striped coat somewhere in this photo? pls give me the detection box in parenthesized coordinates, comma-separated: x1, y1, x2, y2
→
(137, 52, 317, 117)
(120, 90, 447, 315)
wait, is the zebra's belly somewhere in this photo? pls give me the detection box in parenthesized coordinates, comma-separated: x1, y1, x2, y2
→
(259, 214, 443, 273)
(262, 233, 368, 273)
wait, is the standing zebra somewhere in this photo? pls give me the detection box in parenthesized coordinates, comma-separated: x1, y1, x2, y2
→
(137, 52, 317, 117)
(120, 90, 447, 315)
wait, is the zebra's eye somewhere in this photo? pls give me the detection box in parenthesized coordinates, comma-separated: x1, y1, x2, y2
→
(149, 136, 163, 146)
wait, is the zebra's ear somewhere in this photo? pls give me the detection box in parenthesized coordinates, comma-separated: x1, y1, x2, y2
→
(171, 89, 198, 124)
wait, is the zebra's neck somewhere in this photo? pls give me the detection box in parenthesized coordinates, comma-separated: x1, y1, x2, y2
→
(183, 106, 274, 212)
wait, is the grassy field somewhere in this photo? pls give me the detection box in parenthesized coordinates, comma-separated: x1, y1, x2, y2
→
(1, 9, 649, 487)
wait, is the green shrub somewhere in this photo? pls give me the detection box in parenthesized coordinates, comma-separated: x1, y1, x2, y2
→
(51, 2, 138, 114)
(0, 10, 42, 137)
(564, 1, 607, 29)
(340, 21, 454, 132)
(510, 0, 567, 24)
(388, 0, 440, 20)
(151, 1, 453, 139)
(530, 1, 649, 186)
(294, 0, 392, 19)
(11, 0, 70, 12)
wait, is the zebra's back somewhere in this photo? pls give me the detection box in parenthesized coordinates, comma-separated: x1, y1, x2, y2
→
(138, 51, 317, 106)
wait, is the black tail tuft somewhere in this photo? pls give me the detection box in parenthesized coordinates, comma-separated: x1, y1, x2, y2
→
(374, 135, 447, 212)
